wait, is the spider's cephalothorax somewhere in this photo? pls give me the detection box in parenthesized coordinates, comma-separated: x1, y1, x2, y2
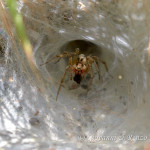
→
(40, 48, 108, 100)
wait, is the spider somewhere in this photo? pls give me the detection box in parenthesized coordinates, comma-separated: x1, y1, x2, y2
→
(40, 48, 108, 100)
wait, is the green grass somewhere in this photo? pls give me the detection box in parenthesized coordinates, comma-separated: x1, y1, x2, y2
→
(6, 0, 33, 60)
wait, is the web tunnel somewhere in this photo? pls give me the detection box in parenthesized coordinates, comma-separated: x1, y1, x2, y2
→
(0, 0, 150, 150)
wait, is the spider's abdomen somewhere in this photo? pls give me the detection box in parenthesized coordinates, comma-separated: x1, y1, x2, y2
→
(73, 74, 82, 84)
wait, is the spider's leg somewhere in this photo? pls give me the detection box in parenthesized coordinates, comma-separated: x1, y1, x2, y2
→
(75, 48, 80, 55)
(40, 53, 69, 66)
(40, 48, 80, 66)
(69, 56, 73, 80)
(63, 51, 74, 55)
(40, 55, 58, 66)
(64, 48, 80, 56)
(92, 56, 108, 72)
(54, 57, 62, 64)
(87, 65, 94, 93)
(87, 56, 101, 80)
(55, 51, 75, 64)
(55, 49, 79, 64)
(93, 59, 101, 80)
(56, 66, 70, 101)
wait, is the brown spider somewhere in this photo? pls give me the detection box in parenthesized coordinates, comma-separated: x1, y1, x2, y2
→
(40, 48, 108, 100)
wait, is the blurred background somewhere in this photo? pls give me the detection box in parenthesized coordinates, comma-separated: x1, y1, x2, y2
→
(0, 0, 150, 150)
